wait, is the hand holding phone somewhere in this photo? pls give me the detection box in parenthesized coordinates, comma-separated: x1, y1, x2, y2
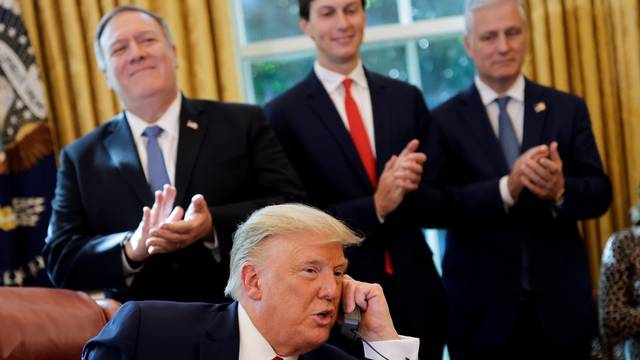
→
(337, 306, 361, 341)
(340, 275, 399, 342)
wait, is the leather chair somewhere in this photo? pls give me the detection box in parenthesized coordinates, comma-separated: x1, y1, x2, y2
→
(0, 287, 120, 360)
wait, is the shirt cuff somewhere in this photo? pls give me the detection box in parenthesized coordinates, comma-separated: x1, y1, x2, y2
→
(202, 227, 221, 263)
(121, 248, 142, 287)
(499, 175, 516, 210)
(363, 335, 419, 360)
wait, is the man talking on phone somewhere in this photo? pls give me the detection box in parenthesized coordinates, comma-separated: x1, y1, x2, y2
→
(83, 204, 419, 360)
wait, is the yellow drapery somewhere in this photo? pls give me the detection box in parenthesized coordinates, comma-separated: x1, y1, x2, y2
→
(524, 0, 640, 289)
(19, 0, 240, 149)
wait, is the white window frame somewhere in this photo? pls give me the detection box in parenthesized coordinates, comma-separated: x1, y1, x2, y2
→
(231, 0, 465, 103)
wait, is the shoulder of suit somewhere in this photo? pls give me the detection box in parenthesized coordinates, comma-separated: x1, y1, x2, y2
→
(128, 300, 230, 317)
(185, 97, 262, 115)
(264, 74, 313, 112)
(525, 79, 584, 105)
(62, 113, 125, 154)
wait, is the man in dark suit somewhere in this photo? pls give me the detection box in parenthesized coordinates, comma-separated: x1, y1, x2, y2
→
(43, 5, 304, 303)
(83, 204, 420, 359)
(263, 1, 448, 359)
(427, 0, 611, 359)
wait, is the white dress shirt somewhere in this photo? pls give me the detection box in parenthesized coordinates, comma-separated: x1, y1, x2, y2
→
(237, 303, 419, 360)
(314, 61, 376, 156)
(474, 75, 525, 208)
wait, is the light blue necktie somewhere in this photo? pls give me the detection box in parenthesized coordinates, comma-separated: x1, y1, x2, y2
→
(497, 97, 520, 169)
(142, 126, 171, 193)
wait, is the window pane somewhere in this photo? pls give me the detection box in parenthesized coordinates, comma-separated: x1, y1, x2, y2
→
(366, 0, 399, 26)
(249, 54, 315, 105)
(361, 43, 408, 82)
(240, 0, 399, 43)
(412, 0, 464, 21)
(416, 35, 475, 107)
(240, 0, 300, 42)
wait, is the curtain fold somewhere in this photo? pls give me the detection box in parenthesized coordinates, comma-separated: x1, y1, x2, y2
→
(525, 0, 639, 290)
(19, 0, 240, 149)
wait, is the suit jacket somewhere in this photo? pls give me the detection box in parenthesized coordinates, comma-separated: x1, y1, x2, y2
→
(264, 69, 448, 359)
(82, 301, 355, 360)
(428, 80, 612, 346)
(44, 97, 305, 303)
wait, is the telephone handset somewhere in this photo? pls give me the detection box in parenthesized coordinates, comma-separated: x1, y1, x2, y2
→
(337, 306, 403, 360)
(338, 306, 361, 341)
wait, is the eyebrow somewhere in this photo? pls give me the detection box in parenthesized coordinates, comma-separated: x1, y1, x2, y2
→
(300, 259, 349, 269)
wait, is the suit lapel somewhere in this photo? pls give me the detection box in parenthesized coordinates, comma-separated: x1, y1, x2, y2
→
(521, 79, 547, 152)
(199, 302, 241, 360)
(103, 113, 153, 206)
(174, 97, 209, 206)
(304, 72, 373, 191)
(459, 85, 509, 175)
(366, 70, 392, 178)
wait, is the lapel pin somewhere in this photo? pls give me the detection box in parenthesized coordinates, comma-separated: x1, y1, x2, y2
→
(534, 101, 546, 113)
(186, 120, 199, 130)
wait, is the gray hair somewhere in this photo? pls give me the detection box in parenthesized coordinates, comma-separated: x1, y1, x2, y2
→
(224, 204, 362, 300)
(93, 5, 175, 71)
(464, 0, 527, 34)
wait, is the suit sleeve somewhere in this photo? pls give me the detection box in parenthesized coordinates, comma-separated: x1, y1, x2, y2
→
(208, 107, 307, 254)
(555, 99, 611, 220)
(82, 302, 141, 360)
(43, 148, 129, 291)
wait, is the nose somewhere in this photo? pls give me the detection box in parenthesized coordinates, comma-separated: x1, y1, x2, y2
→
(496, 33, 510, 53)
(335, 11, 350, 30)
(127, 40, 146, 62)
(318, 273, 340, 301)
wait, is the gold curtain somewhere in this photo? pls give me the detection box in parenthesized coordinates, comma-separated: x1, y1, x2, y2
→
(18, 0, 240, 149)
(524, 0, 640, 290)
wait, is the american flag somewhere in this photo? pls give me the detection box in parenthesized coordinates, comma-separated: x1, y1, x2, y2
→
(0, 0, 55, 286)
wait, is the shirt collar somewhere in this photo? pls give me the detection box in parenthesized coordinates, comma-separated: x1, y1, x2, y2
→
(474, 74, 525, 106)
(125, 92, 182, 139)
(314, 60, 368, 94)
(238, 303, 297, 360)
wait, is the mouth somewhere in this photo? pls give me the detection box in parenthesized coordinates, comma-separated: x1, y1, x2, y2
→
(332, 34, 355, 45)
(313, 310, 335, 326)
(129, 66, 154, 77)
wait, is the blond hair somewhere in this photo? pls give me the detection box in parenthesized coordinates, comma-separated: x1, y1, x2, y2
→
(224, 204, 362, 300)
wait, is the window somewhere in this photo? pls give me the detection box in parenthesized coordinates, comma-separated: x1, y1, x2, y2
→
(233, 0, 474, 108)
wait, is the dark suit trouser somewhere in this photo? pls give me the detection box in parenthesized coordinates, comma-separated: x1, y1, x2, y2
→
(449, 291, 591, 360)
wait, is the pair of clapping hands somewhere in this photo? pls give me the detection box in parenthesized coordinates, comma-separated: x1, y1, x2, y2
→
(374, 139, 426, 218)
(123, 185, 213, 263)
(508, 141, 565, 201)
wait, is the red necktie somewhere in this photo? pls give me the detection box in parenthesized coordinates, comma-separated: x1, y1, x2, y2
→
(343, 79, 393, 275)
(273, 357, 283, 360)
(343, 78, 377, 188)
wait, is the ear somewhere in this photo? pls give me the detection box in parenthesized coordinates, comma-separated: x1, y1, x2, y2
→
(171, 44, 178, 69)
(463, 35, 472, 58)
(299, 18, 313, 40)
(240, 263, 262, 301)
(103, 68, 115, 90)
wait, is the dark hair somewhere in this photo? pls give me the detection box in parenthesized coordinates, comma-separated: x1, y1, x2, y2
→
(93, 5, 174, 70)
(298, 0, 367, 20)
